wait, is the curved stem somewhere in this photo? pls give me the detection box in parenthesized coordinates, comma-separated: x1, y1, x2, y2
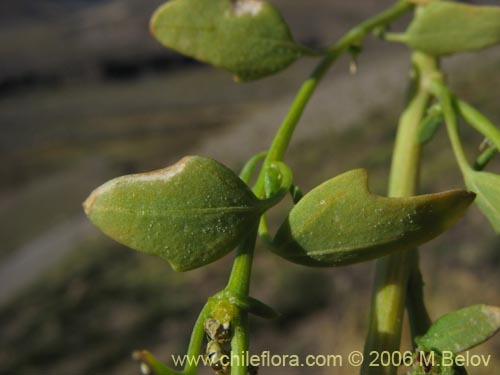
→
(406, 250, 432, 343)
(183, 305, 211, 375)
(257, 215, 275, 249)
(148, 3, 416, 375)
(474, 145, 497, 171)
(362, 52, 437, 375)
(253, 0, 413, 196)
(220, 3, 414, 374)
(431, 82, 471, 173)
(239, 151, 267, 184)
(456, 99, 500, 152)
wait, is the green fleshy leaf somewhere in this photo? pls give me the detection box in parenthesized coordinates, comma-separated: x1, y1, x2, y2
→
(83, 156, 263, 272)
(418, 104, 443, 145)
(264, 161, 293, 199)
(150, 0, 304, 81)
(416, 305, 500, 354)
(272, 169, 475, 267)
(290, 184, 304, 204)
(403, 1, 500, 56)
(474, 146, 497, 171)
(463, 169, 500, 233)
(231, 293, 280, 319)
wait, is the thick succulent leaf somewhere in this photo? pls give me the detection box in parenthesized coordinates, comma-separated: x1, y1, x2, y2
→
(232, 293, 279, 319)
(463, 169, 500, 233)
(83, 156, 263, 272)
(404, 1, 500, 56)
(150, 0, 303, 81)
(418, 104, 443, 145)
(272, 169, 475, 267)
(416, 305, 500, 354)
(474, 146, 497, 171)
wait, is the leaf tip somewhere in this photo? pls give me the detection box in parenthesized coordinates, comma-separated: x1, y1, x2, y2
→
(132, 351, 152, 374)
(466, 190, 477, 202)
(482, 305, 500, 327)
(82, 191, 97, 217)
(451, 189, 476, 205)
(133, 350, 177, 375)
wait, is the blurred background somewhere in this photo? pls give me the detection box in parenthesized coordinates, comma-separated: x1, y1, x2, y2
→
(1, 0, 499, 374)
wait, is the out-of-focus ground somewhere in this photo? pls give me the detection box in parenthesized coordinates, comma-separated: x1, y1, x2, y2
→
(0, 1, 499, 374)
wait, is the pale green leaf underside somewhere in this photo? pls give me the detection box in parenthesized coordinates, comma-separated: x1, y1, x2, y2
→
(416, 305, 500, 354)
(404, 1, 500, 56)
(84, 156, 262, 272)
(464, 169, 500, 233)
(273, 169, 475, 267)
(150, 0, 303, 81)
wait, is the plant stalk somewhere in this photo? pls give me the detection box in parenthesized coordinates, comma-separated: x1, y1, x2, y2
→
(254, 0, 413, 194)
(362, 52, 437, 375)
(222, 3, 415, 374)
(225, 226, 258, 375)
(183, 305, 211, 375)
(406, 250, 432, 342)
(227, 227, 258, 296)
(431, 82, 470, 173)
(456, 100, 500, 152)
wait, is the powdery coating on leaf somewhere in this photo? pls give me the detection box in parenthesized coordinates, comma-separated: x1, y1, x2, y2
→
(483, 305, 500, 328)
(233, 0, 263, 16)
(132, 156, 189, 182)
(82, 156, 191, 216)
(83, 155, 263, 271)
(150, 0, 302, 81)
(416, 304, 500, 354)
(272, 168, 475, 267)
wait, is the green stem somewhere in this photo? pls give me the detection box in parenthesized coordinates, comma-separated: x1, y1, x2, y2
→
(151, 3, 415, 375)
(226, 226, 258, 296)
(183, 305, 211, 375)
(456, 99, 500, 152)
(431, 82, 471, 172)
(254, 0, 413, 195)
(383, 32, 409, 44)
(223, 3, 414, 373)
(362, 52, 437, 375)
(225, 227, 258, 375)
(257, 215, 274, 248)
(406, 250, 432, 343)
(474, 145, 497, 171)
(230, 312, 250, 375)
(239, 151, 267, 184)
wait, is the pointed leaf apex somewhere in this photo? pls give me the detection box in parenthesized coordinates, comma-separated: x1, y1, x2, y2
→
(84, 156, 261, 271)
(273, 169, 475, 267)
